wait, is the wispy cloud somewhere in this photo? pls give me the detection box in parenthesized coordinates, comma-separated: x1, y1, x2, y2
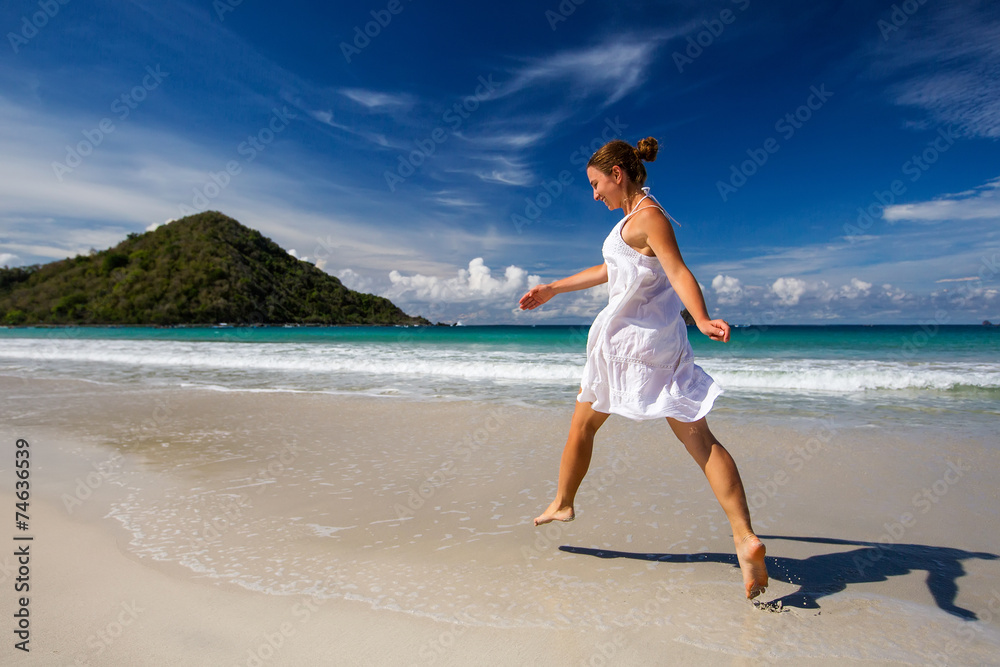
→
(3, 1, 996, 325)
(935, 276, 979, 284)
(457, 33, 674, 158)
(339, 89, 417, 110)
(884, 176, 1000, 222)
(307, 108, 394, 147)
(881, 3, 1000, 138)
(427, 191, 484, 208)
(0, 95, 496, 278)
(499, 37, 667, 107)
(468, 155, 535, 187)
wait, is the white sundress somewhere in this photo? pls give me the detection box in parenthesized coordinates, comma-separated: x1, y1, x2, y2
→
(578, 188, 722, 422)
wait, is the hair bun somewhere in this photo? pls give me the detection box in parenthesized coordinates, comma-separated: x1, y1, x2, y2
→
(636, 137, 658, 162)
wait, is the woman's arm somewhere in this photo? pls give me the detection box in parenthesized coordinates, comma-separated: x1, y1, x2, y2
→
(518, 263, 608, 310)
(632, 210, 730, 342)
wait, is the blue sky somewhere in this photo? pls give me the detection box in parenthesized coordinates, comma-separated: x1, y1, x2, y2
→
(1, 0, 998, 324)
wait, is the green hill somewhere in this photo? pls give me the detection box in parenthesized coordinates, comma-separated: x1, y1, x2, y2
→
(0, 211, 429, 326)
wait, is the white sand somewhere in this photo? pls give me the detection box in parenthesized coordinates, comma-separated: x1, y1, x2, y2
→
(1, 376, 999, 665)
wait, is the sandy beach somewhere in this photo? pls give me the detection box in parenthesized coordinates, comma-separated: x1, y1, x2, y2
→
(1, 374, 999, 665)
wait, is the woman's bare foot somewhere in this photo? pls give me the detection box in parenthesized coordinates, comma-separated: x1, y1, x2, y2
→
(533, 501, 575, 526)
(735, 534, 768, 599)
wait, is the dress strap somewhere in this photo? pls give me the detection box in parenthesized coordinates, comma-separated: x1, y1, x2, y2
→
(620, 187, 681, 227)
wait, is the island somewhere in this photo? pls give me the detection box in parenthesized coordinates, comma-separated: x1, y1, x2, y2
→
(0, 211, 429, 327)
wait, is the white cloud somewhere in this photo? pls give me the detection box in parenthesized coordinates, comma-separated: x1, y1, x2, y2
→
(711, 274, 743, 305)
(771, 277, 807, 306)
(146, 219, 173, 232)
(330, 259, 609, 324)
(839, 277, 872, 299)
(0, 253, 19, 267)
(883, 176, 1000, 222)
(335, 268, 377, 294)
(386, 257, 540, 302)
(932, 280, 999, 305)
(360, 258, 553, 323)
(882, 284, 909, 303)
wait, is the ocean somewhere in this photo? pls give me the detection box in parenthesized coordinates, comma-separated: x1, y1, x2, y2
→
(1, 324, 997, 435)
(4, 326, 999, 660)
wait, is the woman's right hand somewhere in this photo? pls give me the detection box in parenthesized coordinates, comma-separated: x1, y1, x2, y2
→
(696, 317, 731, 342)
(519, 284, 555, 310)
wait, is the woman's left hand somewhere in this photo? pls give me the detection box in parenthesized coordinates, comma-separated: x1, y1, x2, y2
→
(697, 318, 730, 342)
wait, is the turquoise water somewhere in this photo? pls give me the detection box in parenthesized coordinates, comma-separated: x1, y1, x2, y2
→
(1, 324, 997, 431)
(2, 323, 996, 358)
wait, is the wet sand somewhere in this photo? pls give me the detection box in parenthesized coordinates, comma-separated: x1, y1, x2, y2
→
(1, 375, 998, 665)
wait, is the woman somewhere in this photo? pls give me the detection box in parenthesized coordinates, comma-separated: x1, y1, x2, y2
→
(518, 137, 768, 599)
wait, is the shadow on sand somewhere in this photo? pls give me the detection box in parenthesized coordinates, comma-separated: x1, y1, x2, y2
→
(560, 535, 998, 619)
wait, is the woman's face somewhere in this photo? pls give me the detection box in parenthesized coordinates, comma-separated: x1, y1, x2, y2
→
(587, 165, 623, 210)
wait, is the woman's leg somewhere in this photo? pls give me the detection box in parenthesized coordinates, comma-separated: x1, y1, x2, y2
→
(667, 416, 769, 599)
(533, 400, 610, 526)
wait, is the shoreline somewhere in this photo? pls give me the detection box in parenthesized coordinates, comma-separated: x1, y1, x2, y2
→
(3, 322, 1000, 327)
(1, 376, 999, 664)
